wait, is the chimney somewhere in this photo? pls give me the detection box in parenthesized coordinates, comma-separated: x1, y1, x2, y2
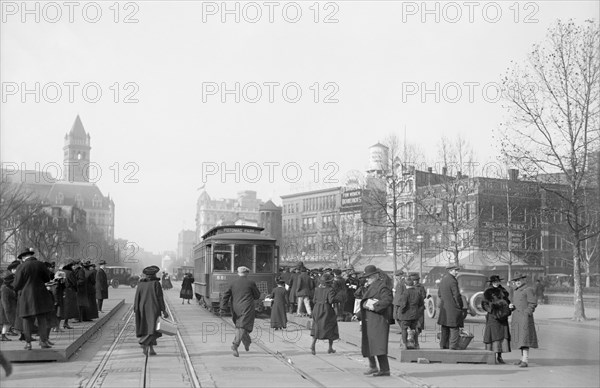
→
(442, 166, 447, 176)
(427, 167, 433, 173)
(508, 169, 519, 181)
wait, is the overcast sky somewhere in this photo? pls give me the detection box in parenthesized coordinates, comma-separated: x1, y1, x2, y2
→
(1, 1, 598, 253)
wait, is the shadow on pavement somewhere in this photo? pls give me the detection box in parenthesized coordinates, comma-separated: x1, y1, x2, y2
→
(535, 358, 600, 367)
(409, 368, 525, 378)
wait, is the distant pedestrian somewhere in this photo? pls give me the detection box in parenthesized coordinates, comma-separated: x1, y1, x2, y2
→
(510, 273, 538, 368)
(74, 261, 91, 321)
(288, 267, 299, 313)
(84, 262, 99, 319)
(220, 266, 260, 357)
(180, 273, 194, 304)
(295, 267, 314, 317)
(310, 273, 340, 355)
(134, 266, 168, 356)
(357, 265, 393, 377)
(12, 249, 55, 350)
(409, 273, 427, 337)
(437, 265, 464, 350)
(395, 277, 424, 349)
(534, 279, 545, 305)
(50, 269, 67, 332)
(332, 269, 347, 321)
(269, 279, 287, 330)
(96, 261, 109, 312)
(0, 261, 20, 341)
(161, 272, 173, 290)
(482, 275, 512, 364)
(61, 261, 80, 328)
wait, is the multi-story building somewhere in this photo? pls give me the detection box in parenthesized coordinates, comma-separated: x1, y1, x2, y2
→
(177, 230, 196, 266)
(280, 187, 342, 263)
(259, 200, 282, 245)
(195, 190, 262, 241)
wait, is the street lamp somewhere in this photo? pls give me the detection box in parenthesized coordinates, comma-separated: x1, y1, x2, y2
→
(415, 235, 424, 280)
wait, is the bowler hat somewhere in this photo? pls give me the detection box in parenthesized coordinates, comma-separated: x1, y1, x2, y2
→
(237, 266, 250, 274)
(487, 275, 503, 283)
(395, 270, 405, 277)
(409, 272, 420, 280)
(360, 265, 380, 278)
(7, 260, 20, 271)
(446, 264, 460, 271)
(99, 260, 107, 265)
(319, 273, 334, 285)
(17, 248, 35, 259)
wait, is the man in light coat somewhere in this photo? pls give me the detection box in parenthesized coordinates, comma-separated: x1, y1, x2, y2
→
(510, 273, 538, 367)
(437, 265, 464, 350)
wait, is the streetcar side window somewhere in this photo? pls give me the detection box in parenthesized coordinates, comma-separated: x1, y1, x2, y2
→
(256, 245, 274, 273)
(234, 244, 254, 272)
(213, 244, 232, 272)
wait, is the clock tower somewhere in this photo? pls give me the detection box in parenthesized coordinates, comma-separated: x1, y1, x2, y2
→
(63, 115, 91, 182)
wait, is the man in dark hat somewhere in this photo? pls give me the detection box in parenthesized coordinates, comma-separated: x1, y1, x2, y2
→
(96, 260, 109, 312)
(12, 251, 55, 349)
(357, 265, 393, 377)
(437, 265, 464, 350)
(295, 266, 314, 317)
(17, 248, 35, 262)
(395, 277, 424, 349)
(510, 273, 538, 367)
(220, 266, 260, 357)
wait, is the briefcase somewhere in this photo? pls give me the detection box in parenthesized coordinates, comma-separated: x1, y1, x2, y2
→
(156, 317, 177, 336)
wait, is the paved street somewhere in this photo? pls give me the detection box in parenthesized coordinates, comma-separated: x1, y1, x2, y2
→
(2, 282, 598, 387)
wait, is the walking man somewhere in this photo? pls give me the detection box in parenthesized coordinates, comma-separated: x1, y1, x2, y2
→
(437, 265, 464, 350)
(295, 267, 314, 317)
(96, 260, 109, 313)
(220, 266, 260, 357)
(12, 249, 55, 350)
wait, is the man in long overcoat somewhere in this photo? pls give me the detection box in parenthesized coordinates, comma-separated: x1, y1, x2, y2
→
(357, 265, 393, 377)
(74, 261, 90, 321)
(12, 251, 54, 349)
(510, 273, 538, 368)
(134, 266, 168, 356)
(295, 267, 314, 316)
(437, 265, 464, 350)
(220, 266, 260, 357)
(287, 267, 299, 313)
(62, 261, 80, 328)
(96, 261, 109, 312)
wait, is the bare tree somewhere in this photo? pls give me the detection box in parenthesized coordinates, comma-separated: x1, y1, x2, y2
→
(500, 20, 600, 321)
(416, 136, 479, 266)
(327, 212, 364, 269)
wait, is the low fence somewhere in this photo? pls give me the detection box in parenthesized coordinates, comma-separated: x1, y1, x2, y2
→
(546, 293, 600, 309)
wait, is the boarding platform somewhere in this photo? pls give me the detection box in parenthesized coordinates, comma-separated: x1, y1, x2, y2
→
(0, 299, 124, 362)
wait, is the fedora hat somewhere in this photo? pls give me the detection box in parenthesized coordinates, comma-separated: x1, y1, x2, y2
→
(512, 272, 527, 281)
(446, 264, 461, 271)
(17, 248, 35, 259)
(237, 266, 251, 274)
(360, 265, 380, 278)
(98, 260, 107, 265)
(7, 260, 20, 271)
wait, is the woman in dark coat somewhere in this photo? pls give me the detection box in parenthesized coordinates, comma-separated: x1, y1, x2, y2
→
(510, 274, 538, 368)
(180, 273, 194, 304)
(269, 280, 288, 330)
(0, 273, 18, 341)
(85, 264, 99, 320)
(161, 272, 173, 290)
(62, 263, 80, 328)
(310, 274, 339, 355)
(74, 263, 90, 321)
(51, 270, 67, 332)
(134, 266, 168, 356)
(482, 275, 512, 364)
(357, 265, 393, 377)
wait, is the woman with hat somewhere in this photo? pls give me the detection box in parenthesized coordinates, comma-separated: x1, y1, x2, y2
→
(62, 261, 81, 328)
(310, 273, 340, 355)
(269, 279, 288, 330)
(134, 266, 168, 356)
(180, 273, 195, 304)
(0, 261, 20, 341)
(510, 273, 538, 367)
(482, 275, 512, 364)
(357, 265, 393, 377)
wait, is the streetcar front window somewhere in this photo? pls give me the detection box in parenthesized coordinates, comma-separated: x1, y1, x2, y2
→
(256, 245, 274, 273)
(234, 244, 254, 272)
(213, 244, 232, 272)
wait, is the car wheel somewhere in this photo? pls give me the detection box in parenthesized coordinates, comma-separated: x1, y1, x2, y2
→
(470, 291, 486, 316)
(111, 279, 120, 288)
(426, 298, 436, 319)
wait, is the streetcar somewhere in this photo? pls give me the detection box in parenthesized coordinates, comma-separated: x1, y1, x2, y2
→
(193, 225, 279, 313)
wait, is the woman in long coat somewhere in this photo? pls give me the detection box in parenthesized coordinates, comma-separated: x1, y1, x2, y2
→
(85, 264, 99, 320)
(357, 265, 393, 377)
(482, 275, 512, 364)
(134, 266, 168, 356)
(269, 280, 288, 330)
(0, 273, 17, 341)
(75, 264, 90, 321)
(510, 274, 538, 368)
(310, 274, 339, 355)
(62, 263, 80, 328)
(180, 273, 194, 304)
(161, 272, 173, 290)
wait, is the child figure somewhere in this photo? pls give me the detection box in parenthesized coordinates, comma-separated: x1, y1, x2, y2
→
(270, 280, 288, 330)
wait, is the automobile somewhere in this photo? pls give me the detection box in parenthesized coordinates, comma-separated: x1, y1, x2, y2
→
(104, 266, 140, 288)
(546, 273, 573, 287)
(424, 272, 487, 319)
